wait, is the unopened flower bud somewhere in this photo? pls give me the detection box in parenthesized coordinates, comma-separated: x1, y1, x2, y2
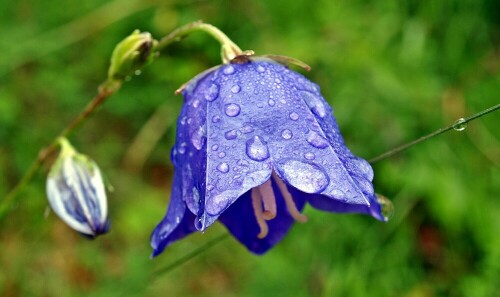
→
(108, 30, 156, 80)
(46, 138, 109, 238)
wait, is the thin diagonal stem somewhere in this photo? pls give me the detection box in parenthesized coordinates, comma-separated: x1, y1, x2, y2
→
(152, 233, 230, 278)
(1, 21, 244, 221)
(148, 104, 500, 281)
(0, 80, 121, 219)
(368, 103, 500, 164)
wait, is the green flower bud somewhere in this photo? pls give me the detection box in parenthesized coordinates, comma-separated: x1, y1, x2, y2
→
(108, 30, 157, 80)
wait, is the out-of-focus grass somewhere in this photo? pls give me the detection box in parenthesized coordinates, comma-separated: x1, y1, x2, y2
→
(0, 0, 498, 296)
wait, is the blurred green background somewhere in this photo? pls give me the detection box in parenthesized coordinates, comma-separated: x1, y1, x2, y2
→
(0, 0, 499, 296)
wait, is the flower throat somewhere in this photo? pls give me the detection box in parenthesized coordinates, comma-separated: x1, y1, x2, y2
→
(251, 171, 308, 239)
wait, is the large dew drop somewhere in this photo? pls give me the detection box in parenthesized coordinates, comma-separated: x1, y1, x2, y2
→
(245, 136, 270, 161)
(205, 189, 240, 215)
(281, 129, 293, 140)
(223, 65, 235, 75)
(278, 160, 329, 193)
(351, 157, 374, 181)
(217, 162, 229, 173)
(306, 131, 329, 149)
(231, 85, 241, 93)
(205, 83, 219, 101)
(224, 129, 238, 140)
(191, 127, 206, 150)
(301, 91, 327, 118)
(225, 103, 241, 117)
(453, 118, 468, 131)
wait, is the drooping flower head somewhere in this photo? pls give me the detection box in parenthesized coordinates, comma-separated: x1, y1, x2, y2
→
(151, 57, 389, 256)
(46, 138, 110, 238)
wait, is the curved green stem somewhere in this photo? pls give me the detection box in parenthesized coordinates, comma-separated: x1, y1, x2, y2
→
(155, 21, 243, 63)
(0, 21, 245, 221)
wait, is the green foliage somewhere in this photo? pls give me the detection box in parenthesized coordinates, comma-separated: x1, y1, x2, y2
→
(0, 0, 498, 296)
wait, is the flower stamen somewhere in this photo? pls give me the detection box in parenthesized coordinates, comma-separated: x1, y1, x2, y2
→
(251, 187, 269, 239)
(272, 171, 308, 223)
(257, 179, 277, 220)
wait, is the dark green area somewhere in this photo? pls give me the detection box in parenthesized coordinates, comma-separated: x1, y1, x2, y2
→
(0, 0, 498, 296)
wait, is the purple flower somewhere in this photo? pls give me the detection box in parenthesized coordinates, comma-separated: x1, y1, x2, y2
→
(151, 58, 387, 256)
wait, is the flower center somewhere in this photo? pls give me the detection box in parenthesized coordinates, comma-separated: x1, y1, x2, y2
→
(251, 171, 308, 239)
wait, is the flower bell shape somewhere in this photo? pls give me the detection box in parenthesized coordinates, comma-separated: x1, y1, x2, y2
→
(151, 58, 387, 256)
(46, 138, 110, 238)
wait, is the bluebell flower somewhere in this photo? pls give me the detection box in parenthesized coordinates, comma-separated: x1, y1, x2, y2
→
(46, 138, 110, 238)
(151, 58, 388, 256)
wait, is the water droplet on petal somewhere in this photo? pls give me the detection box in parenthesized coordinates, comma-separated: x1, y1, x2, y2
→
(218, 152, 226, 158)
(281, 129, 293, 140)
(245, 136, 270, 161)
(237, 159, 249, 167)
(306, 131, 329, 149)
(289, 112, 299, 121)
(301, 91, 327, 118)
(231, 85, 241, 93)
(211, 144, 219, 151)
(225, 103, 241, 117)
(278, 160, 329, 193)
(191, 127, 206, 150)
(225, 129, 238, 140)
(304, 152, 315, 160)
(205, 190, 241, 215)
(217, 162, 229, 173)
(195, 217, 203, 230)
(223, 65, 235, 75)
(212, 115, 221, 123)
(331, 189, 347, 200)
(268, 99, 275, 106)
(178, 142, 187, 154)
(241, 125, 254, 134)
(351, 157, 374, 181)
(453, 118, 467, 131)
(205, 83, 219, 101)
(207, 184, 214, 191)
(256, 65, 265, 73)
(180, 116, 188, 125)
(192, 99, 200, 108)
(376, 194, 394, 221)
(354, 176, 375, 197)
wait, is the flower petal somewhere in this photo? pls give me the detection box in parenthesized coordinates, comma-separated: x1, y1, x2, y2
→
(196, 64, 277, 230)
(239, 61, 377, 208)
(219, 178, 306, 254)
(150, 172, 197, 257)
(308, 193, 384, 221)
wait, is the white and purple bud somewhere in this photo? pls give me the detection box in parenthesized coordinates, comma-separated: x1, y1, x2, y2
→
(46, 138, 109, 238)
